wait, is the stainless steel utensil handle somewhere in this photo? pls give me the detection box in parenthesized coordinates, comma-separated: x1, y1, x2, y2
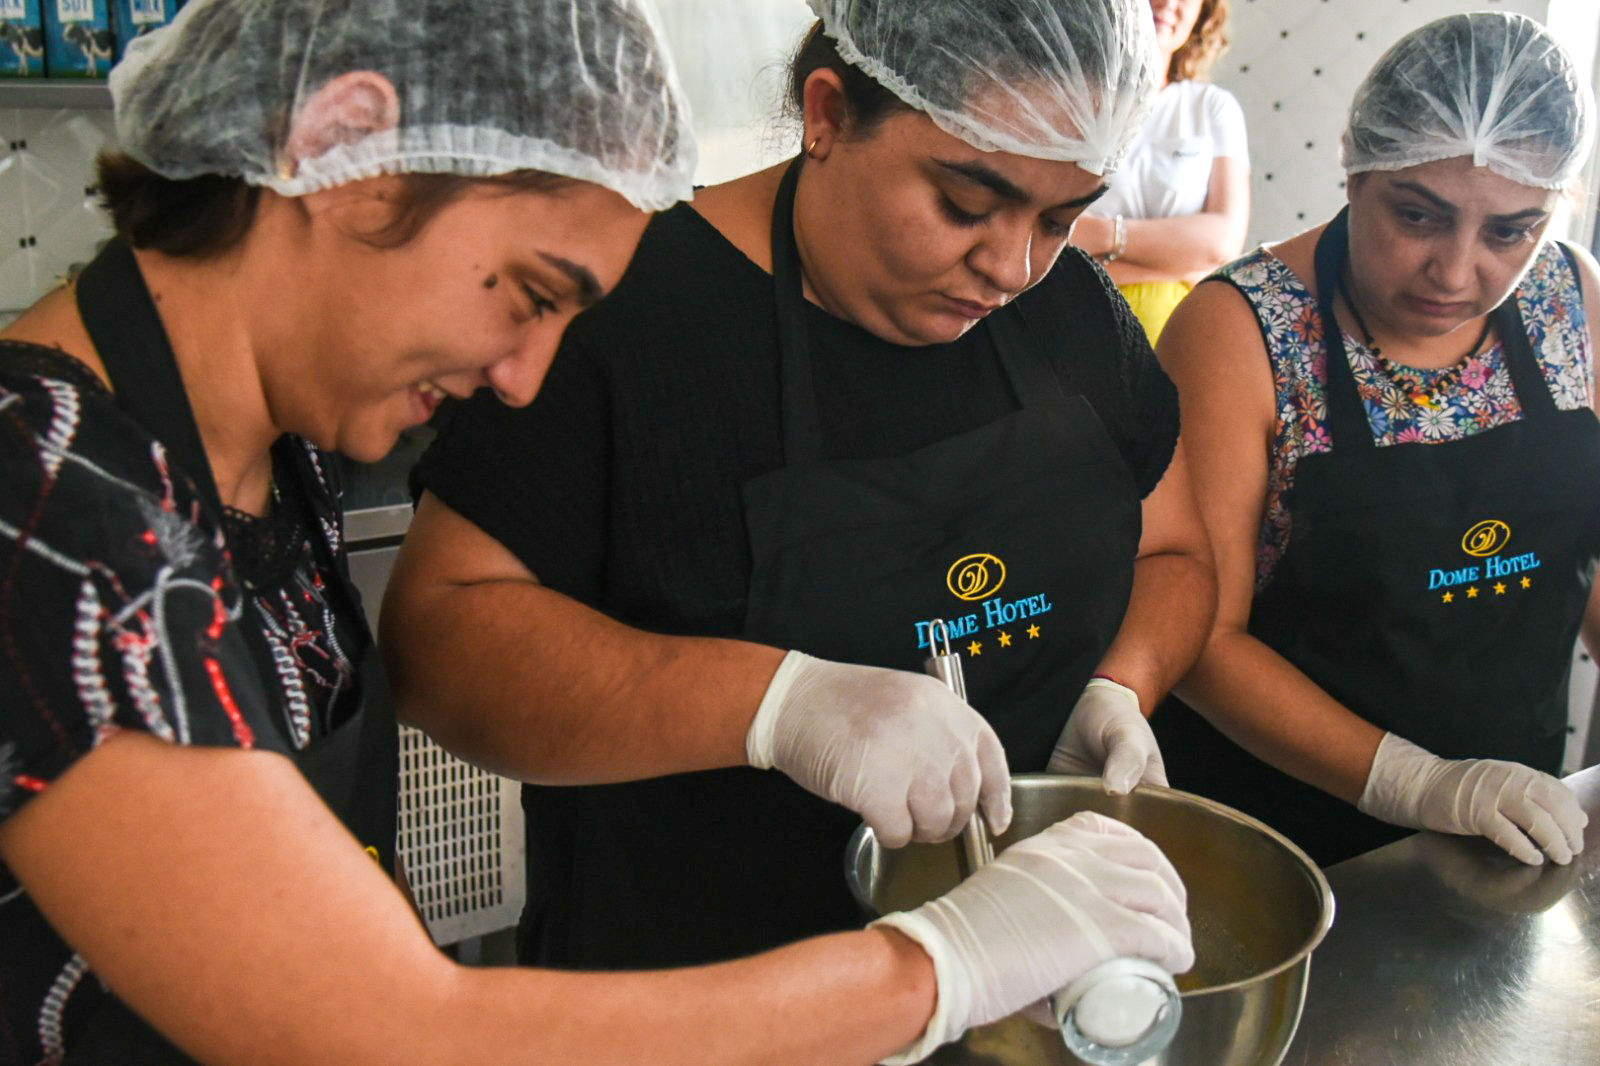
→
(923, 622, 993, 873)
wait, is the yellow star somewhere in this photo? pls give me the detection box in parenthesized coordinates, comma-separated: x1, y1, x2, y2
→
(968, 641, 983, 657)
(998, 630, 1013, 648)
(1467, 586, 1479, 598)
(1494, 582, 1507, 595)
(1027, 624, 1041, 639)
(1521, 576, 1532, 589)
(1442, 592, 1454, 604)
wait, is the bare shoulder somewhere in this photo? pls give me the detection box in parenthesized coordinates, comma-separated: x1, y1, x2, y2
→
(1260, 225, 1325, 299)
(1156, 273, 1277, 443)
(1157, 275, 1264, 383)
(687, 163, 789, 274)
(0, 284, 110, 387)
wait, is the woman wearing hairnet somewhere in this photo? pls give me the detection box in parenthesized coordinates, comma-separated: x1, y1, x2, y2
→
(387, 0, 1214, 970)
(1155, 11, 1599, 868)
(0, 1, 1192, 1062)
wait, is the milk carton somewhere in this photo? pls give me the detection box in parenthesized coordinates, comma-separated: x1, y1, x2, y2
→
(111, 0, 173, 62)
(1, 1, 46, 77)
(44, 0, 113, 77)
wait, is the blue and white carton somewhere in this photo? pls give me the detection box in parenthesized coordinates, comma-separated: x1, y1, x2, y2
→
(0, 0, 46, 77)
(44, 0, 113, 78)
(111, 0, 173, 62)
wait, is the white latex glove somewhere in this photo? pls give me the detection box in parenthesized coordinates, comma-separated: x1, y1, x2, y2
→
(747, 651, 1012, 847)
(1046, 677, 1167, 794)
(873, 811, 1194, 1065)
(1357, 733, 1588, 866)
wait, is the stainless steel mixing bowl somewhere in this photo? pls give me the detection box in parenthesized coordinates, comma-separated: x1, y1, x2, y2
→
(845, 775, 1335, 1066)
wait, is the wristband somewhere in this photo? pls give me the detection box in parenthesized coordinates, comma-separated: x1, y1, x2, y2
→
(1105, 214, 1127, 261)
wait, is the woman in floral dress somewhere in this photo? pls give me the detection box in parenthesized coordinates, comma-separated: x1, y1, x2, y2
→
(1154, 12, 1599, 867)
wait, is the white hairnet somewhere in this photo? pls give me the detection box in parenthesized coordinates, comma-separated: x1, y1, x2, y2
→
(806, 0, 1159, 175)
(1341, 12, 1595, 190)
(108, 0, 697, 212)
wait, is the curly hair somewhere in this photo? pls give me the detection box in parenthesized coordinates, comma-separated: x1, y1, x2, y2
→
(1168, 0, 1231, 83)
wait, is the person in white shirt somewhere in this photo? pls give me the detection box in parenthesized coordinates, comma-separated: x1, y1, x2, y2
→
(1071, 0, 1250, 342)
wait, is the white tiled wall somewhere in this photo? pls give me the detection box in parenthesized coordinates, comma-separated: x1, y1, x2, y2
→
(1213, 0, 1600, 249)
(0, 105, 117, 324)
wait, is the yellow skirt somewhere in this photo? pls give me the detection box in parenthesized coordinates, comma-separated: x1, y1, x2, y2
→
(1118, 280, 1193, 346)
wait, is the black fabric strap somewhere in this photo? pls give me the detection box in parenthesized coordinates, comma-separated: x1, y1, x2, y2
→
(74, 240, 227, 516)
(1495, 294, 1557, 421)
(1312, 208, 1377, 452)
(985, 296, 1063, 403)
(771, 158, 827, 465)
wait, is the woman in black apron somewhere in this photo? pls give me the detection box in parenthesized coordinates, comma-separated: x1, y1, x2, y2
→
(0, 2, 1193, 1062)
(391, 0, 1214, 971)
(1155, 12, 1598, 869)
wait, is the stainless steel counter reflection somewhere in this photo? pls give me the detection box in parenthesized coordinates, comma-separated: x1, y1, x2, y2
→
(1286, 764, 1600, 1065)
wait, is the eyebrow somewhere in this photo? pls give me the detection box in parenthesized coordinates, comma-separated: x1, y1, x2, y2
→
(540, 253, 604, 308)
(933, 158, 1108, 211)
(1389, 180, 1550, 224)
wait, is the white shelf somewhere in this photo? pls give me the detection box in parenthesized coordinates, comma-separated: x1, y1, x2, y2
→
(0, 80, 113, 110)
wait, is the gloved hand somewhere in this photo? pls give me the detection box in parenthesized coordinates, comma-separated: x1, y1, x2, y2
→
(747, 651, 1012, 847)
(873, 811, 1194, 1064)
(1046, 677, 1167, 794)
(1357, 733, 1588, 866)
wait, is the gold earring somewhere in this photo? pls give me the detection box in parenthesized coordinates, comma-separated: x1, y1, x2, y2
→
(805, 137, 821, 158)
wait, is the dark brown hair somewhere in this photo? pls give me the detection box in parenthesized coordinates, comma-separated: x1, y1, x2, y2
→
(787, 21, 910, 138)
(96, 151, 570, 258)
(1169, 0, 1231, 83)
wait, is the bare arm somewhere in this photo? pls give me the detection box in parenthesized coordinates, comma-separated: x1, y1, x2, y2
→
(1092, 441, 1217, 713)
(380, 491, 783, 783)
(0, 732, 933, 1066)
(1159, 279, 1384, 803)
(1072, 157, 1251, 286)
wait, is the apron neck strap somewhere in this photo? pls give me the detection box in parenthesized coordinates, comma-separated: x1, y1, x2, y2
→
(74, 239, 227, 517)
(1313, 207, 1556, 452)
(1496, 292, 1558, 421)
(768, 157, 1058, 465)
(771, 157, 827, 465)
(983, 294, 1063, 402)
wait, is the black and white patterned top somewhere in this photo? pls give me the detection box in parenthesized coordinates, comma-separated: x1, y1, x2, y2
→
(0, 342, 362, 1065)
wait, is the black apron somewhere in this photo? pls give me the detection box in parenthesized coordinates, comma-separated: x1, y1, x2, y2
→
(59, 241, 400, 1063)
(520, 159, 1144, 968)
(1155, 209, 1600, 867)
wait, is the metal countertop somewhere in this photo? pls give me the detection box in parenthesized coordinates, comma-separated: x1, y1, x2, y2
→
(1284, 764, 1600, 1065)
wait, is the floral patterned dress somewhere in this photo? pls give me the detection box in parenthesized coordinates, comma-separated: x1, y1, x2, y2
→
(1217, 241, 1593, 592)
